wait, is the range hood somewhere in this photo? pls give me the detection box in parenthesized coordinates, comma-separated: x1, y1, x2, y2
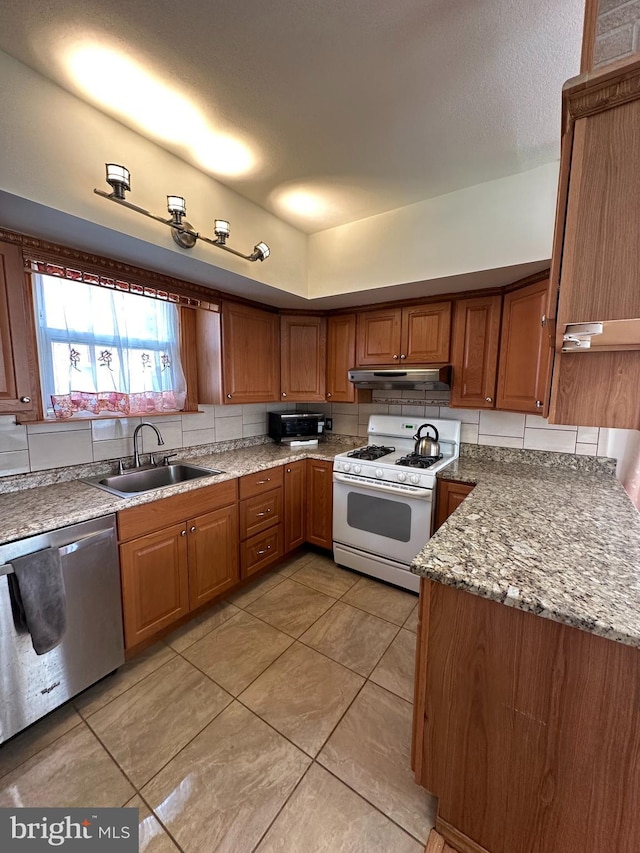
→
(348, 366, 451, 390)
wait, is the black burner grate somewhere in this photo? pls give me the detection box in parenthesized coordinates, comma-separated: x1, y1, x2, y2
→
(395, 452, 443, 469)
(347, 444, 396, 461)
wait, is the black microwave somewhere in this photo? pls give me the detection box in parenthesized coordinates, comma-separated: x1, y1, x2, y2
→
(268, 412, 326, 444)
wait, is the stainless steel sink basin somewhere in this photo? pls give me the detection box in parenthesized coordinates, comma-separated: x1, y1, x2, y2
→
(84, 462, 224, 498)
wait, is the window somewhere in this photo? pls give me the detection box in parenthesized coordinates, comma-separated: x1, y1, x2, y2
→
(34, 274, 186, 419)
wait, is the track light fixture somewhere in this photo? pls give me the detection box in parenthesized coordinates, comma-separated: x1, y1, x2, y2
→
(95, 164, 271, 262)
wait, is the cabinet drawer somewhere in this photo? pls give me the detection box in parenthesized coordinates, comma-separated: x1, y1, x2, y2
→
(239, 488, 282, 540)
(117, 478, 237, 541)
(238, 465, 284, 500)
(241, 526, 283, 577)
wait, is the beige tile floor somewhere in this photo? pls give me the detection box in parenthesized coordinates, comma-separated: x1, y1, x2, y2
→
(0, 550, 435, 852)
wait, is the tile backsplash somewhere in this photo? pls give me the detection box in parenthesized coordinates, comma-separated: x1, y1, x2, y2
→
(298, 390, 609, 459)
(0, 391, 622, 479)
(0, 403, 293, 479)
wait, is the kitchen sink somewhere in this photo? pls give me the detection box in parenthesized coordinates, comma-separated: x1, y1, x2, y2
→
(84, 462, 224, 498)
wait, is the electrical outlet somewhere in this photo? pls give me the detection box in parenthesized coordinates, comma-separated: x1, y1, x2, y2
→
(325, 417, 333, 431)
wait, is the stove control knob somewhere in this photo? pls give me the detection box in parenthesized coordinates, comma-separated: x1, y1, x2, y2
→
(375, 468, 384, 478)
(342, 462, 351, 472)
(410, 474, 420, 485)
(397, 472, 407, 482)
(353, 464, 362, 474)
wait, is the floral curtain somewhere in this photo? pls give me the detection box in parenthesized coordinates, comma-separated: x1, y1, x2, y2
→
(34, 274, 186, 419)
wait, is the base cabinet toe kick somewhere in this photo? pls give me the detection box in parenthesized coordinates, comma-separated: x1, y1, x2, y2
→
(412, 578, 640, 853)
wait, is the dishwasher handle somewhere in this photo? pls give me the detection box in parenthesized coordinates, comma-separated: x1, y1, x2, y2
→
(0, 528, 115, 577)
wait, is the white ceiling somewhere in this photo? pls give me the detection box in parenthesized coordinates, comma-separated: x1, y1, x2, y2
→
(0, 0, 583, 234)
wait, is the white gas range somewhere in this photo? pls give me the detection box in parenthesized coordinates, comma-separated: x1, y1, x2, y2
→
(332, 415, 461, 592)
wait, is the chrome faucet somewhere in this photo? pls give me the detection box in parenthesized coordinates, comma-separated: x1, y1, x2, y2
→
(132, 422, 165, 468)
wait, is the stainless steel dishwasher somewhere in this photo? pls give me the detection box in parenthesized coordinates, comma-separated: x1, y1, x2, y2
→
(0, 514, 124, 744)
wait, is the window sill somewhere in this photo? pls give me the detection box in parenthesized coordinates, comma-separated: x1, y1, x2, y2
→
(16, 409, 202, 425)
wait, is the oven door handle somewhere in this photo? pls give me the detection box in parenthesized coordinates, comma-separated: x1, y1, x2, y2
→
(333, 472, 433, 500)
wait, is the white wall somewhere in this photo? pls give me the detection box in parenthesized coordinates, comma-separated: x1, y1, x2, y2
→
(307, 163, 559, 298)
(0, 50, 309, 299)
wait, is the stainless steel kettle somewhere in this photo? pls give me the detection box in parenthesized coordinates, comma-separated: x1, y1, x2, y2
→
(413, 423, 440, 457)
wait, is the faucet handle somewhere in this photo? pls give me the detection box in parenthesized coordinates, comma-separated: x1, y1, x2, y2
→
(162, 453, 178, 466)
(117, 459, 125, 475)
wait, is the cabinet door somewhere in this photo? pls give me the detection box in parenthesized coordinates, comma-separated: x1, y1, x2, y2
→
(496, 280, 553, 415)
(306, 458, 333, 550)
(280, 315, 326, 402)
(356, 308, 402, 365)
(401, 302, 452, 363)
(221, 302, 280, 403)
(422, 583, 519, 853)
(435, 480, 474, 531)
(120, 522, 189, 649)
(188, 504, 239, 609)
(326, 314, 356, 402)
(284, 460, 306, 552)
(557, 104, 640, 326)
(0, 240, 38, 418)
(450, 295, 502, 409)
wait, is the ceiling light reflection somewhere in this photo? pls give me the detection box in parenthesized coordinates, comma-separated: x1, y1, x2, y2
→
(270, 181, 375, 232)
(64, 42, 258, 178)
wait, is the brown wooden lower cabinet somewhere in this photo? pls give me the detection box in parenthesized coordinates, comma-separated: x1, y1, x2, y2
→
(435, 480, 474, 531)
(306, 458, 333, 549)
(188, 504, 239, 609)
(119, 522, 190, 648)
(119, 458, 335, 651)
(118, 480, 239, 650)
(414, 579, 640, 853)
(284, 460, 306, 551)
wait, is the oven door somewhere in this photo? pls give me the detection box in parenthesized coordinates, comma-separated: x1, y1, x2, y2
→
(332, 472, 434, 565)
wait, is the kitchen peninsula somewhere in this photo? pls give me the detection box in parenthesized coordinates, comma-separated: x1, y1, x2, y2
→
(411, 451, 640, 853)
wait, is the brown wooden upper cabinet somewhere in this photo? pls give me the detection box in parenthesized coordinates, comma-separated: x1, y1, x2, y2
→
(449, 295, 502, 409)
(326, 313, 357, 402)
(280, 315, 326, 402)
(221, 301, 280, 404)
(356, 302, 451, 366)
(548, 58, 640, 429)
(0, 240, 39, 419)
(496, 279, 553, 415)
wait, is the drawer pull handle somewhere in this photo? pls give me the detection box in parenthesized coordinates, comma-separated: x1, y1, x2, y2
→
(257, 546, 272, 555)
(256, 509, 272, 517)
(256, 478, 271, 485)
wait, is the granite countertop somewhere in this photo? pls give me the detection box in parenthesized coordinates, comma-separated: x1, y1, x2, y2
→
(411, 454, 640, 649)
(0, 442, 346, 547)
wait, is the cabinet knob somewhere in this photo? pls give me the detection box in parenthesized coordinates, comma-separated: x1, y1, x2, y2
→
(282, 392, 287, 398)
(392, 354, 399, 360)
(327, 392, 332, 398)
(226, 393, 232, 399)
(190, 525, 196, 532)
(541, 314, 547, 328)
(20, 396, 31, 403)
(536, 400, 543, 408)
(485, 396, 493, 403)
(286, 468, 291, 473)
(400, 354, 406, 360)
(181, 530, 187, 536)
